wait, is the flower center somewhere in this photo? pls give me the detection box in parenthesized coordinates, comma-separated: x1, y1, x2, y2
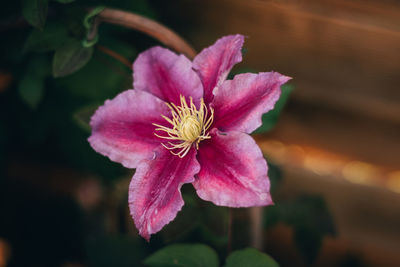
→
(153, 95, 214, 158)
(180, 115, 202, 142)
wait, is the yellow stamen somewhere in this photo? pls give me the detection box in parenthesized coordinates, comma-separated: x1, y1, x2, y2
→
(153, 95, 214, 158)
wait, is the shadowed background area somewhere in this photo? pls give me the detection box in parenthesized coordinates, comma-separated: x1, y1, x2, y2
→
(0, 0, 399, 266)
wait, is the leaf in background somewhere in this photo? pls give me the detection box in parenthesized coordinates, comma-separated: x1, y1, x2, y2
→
(81, 6, 105, 48)
(18, 71, 45, 109)
(17, 56, 50, 108)
(83, 6, 105, 30)
(56, 50, 131, 101)
(144, 244, 219, 267)
(253, 84, 294, 134)
(24, 23, 70, 52)
(160, 193, 201, 243)
(263, 195, 336, 265)
(73, 104, 99, 133)
(266, 161, 283, 195)
(53, 40, 93, 77)
(159, 187, 228, 251)
(99, 35, 137, 62)
(224, 248, 279, 267)
(53, 0, 75, 3)
(288, 195, 336, 265)
(86, 235, 150, 267)
(22, 0, 48, 30)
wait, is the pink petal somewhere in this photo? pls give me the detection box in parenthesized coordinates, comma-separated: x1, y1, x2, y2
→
(129, 147, 200, 240)
(133, 46, 203, 107)
(193, 129, 273, 207)
(88, 89, 170, 169)
(193, 34, 244, 103)
(211, 72, 291, 133)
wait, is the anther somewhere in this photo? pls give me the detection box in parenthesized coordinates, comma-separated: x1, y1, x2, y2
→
(152, 95, 214, 158)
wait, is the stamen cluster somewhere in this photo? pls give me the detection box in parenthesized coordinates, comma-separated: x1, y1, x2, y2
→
(153, 95, 214, 158)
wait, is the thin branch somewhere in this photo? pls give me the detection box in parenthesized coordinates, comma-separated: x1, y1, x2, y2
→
(227, 208, 233, 255)
(96, 44, 132, 69)
(98, 8, 197, 59)
(250, 207, 263, 249)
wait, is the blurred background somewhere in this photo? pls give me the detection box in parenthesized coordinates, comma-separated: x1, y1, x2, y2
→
(0, 0, 399, 266)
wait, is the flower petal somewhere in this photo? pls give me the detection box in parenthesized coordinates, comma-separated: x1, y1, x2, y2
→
(211, 72, 291, 133)
(133, 46, 203, 106)
(193, 129, 273, 207)
(129, 147, 200, 240)
(193, 34, 244, 103)
(88, 89, 170, 169)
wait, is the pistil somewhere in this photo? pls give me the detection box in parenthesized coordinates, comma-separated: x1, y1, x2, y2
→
(153, 95, 214, 158)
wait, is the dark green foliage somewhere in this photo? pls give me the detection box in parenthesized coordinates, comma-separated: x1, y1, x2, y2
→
(73, 104, 99, 132)
(264, 195, 336, 264)
(3, 1, 156, 265)
(53, 40, 94, 77)
(264, 160, 335, 264)
(160, 190, 229, 251)
(18, 68, 45, 108)
(53, 0, 76, 3)
(144, 245, 279, 267)
(144, 244, 219, 267)
(86, 235, 150, 267)
(82, 6, 105, 47)
(56, 51, 131, 100)
(22, 0, 49, 29)
(17, 56, 51, 108)
(289, 196, 336, 264)
(253, 84, 294, 133)
(24, 23, 70, 52)
(266, 161, 283, 195)
(224, 248, 279, 267)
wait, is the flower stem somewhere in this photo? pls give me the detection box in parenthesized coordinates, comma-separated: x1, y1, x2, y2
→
(97, 44, 132, 69)
(97, 8, 197, 59)
(250, 207, 263, 249)
(227, 208, 233, 255)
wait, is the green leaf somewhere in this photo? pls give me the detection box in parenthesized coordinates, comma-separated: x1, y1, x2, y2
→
(22, 0, 48, 30)
(83, 6, 106, 29)
(82, 6, 105, 48)
(289, 196, 335, 264)
(53, 0, 75, 3)
(253, 84, 294, 134)
(144, 244, 219, 267)
(263, 195, 335, 264)
(225, 248, 279, 267)
(24, 23, 70, 52)
(55, 52, 127, 100)
(18, 71, 45, 109)
(53, 40, 93, 77)
(86, 235, 150, 267)
(18, 56, 50, 108)
(73, 104, 99, 132)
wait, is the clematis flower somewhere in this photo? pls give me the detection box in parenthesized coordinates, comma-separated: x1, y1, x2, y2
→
(88, 34, 290, 240)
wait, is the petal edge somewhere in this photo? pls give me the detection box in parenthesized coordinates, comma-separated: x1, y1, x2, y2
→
(88, 89, 170, 168)
(193, 130, 273, 207)
(193, 34, 244, 103)
(133, 46, 203, 107)
(129, 147, 200, 240)
(211, 72, 291, 133)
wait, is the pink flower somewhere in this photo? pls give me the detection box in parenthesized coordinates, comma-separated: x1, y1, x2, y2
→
(88, 35, 291, 240)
